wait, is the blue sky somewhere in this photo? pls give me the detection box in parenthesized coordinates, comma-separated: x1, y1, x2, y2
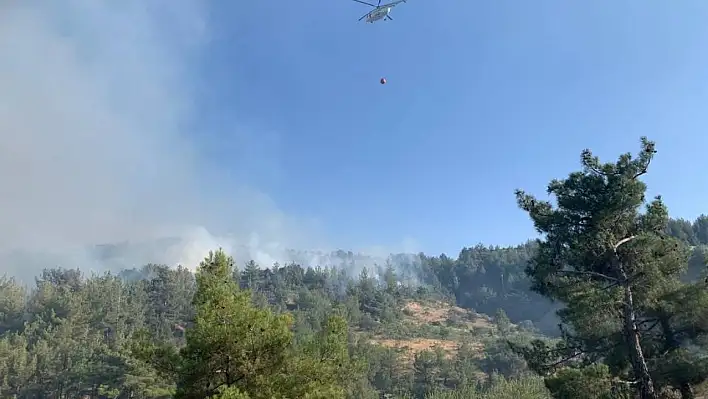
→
(188, 0, 708, 256)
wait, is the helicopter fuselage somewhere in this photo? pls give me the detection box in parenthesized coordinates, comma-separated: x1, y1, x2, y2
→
(365, 7, 391, 23)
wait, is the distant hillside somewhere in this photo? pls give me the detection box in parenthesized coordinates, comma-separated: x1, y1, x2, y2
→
(91, 239, 421, 278)
(368, 301, 491, 363)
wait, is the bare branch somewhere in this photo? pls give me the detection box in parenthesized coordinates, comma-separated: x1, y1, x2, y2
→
(557, 270, 619, 282)
(540, 351, 584, 373)
(586, 164, 610, 176)
(601, 280, 622, 291)
(631, 147, 654, 179)
(613, 236, 636, 252)
(632, 168, 649, 180)
(532, 340, 624, 374)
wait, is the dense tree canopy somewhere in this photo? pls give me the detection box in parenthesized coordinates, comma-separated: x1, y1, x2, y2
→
(1, 137, 707, 398)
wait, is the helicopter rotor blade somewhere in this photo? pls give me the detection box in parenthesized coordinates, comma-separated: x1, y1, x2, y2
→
(352, 0, 378, 7)
(358, 11, 370, 21)
(378, 0, 382, 5)
(386, 15, 393, 20)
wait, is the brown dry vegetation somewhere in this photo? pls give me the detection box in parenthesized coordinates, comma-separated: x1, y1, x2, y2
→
(402, 301, 494, 329)
(370, 337, 483, 363)
(368, 300, 494, 364)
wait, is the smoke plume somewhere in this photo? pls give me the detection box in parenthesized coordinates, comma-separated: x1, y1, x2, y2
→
(0, 1, 341, 282)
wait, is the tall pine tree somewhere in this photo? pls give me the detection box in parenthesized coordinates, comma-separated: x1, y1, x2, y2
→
(172, 249, 354, 399)
(514, 137, 686, 399)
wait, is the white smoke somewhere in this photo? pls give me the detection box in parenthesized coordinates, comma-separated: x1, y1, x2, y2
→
(0, 1, 422, 284)
(0, 1, 329, 281)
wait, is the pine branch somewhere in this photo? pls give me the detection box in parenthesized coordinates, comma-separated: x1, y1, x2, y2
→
(556, 270, 619, 282)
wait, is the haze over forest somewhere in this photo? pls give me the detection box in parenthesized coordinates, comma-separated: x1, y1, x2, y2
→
(2, 0, 706, 284)
(3, 2, 708, 399)
(0, 1, 438, 284)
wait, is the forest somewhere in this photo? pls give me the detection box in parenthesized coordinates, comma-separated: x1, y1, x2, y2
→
(1, 137, 708, 399)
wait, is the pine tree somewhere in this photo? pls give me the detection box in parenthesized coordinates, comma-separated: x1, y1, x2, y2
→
(514, 137, 684, 399)
(172, 249, 354, 399)
(175, 250, 293, 398)
(240, 260, 261, 290)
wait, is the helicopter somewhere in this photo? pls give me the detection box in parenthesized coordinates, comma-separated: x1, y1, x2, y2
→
(353, 0, 407, 23)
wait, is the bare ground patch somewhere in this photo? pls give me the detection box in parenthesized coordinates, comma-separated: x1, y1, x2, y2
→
(369, 337, 484, 363)
(402, 301, 493, 330)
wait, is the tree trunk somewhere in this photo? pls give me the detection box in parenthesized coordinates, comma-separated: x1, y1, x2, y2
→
(622, 282, 657, 399)
(659, 316, 696, 399)
(612, 238, 658, 399)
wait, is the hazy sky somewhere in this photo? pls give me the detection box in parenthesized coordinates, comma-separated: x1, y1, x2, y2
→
(203, 0, 708, 254)
(1, 0, 708, 279)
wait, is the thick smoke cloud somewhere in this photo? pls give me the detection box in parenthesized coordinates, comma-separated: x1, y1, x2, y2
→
(0, 1, 340, 282)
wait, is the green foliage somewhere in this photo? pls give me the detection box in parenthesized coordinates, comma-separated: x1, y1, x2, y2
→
(423, 376, 550, 399)
(210, 386, 251, 399)
(544, 364, 615, 399)
(478, 338, 527, 379)
(3, 135, 708, 398)
(514, 137, 708, 398)
(171, 250, 355, 399)
(493, 309, 511, 336)
(0, 276, 26, 334)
